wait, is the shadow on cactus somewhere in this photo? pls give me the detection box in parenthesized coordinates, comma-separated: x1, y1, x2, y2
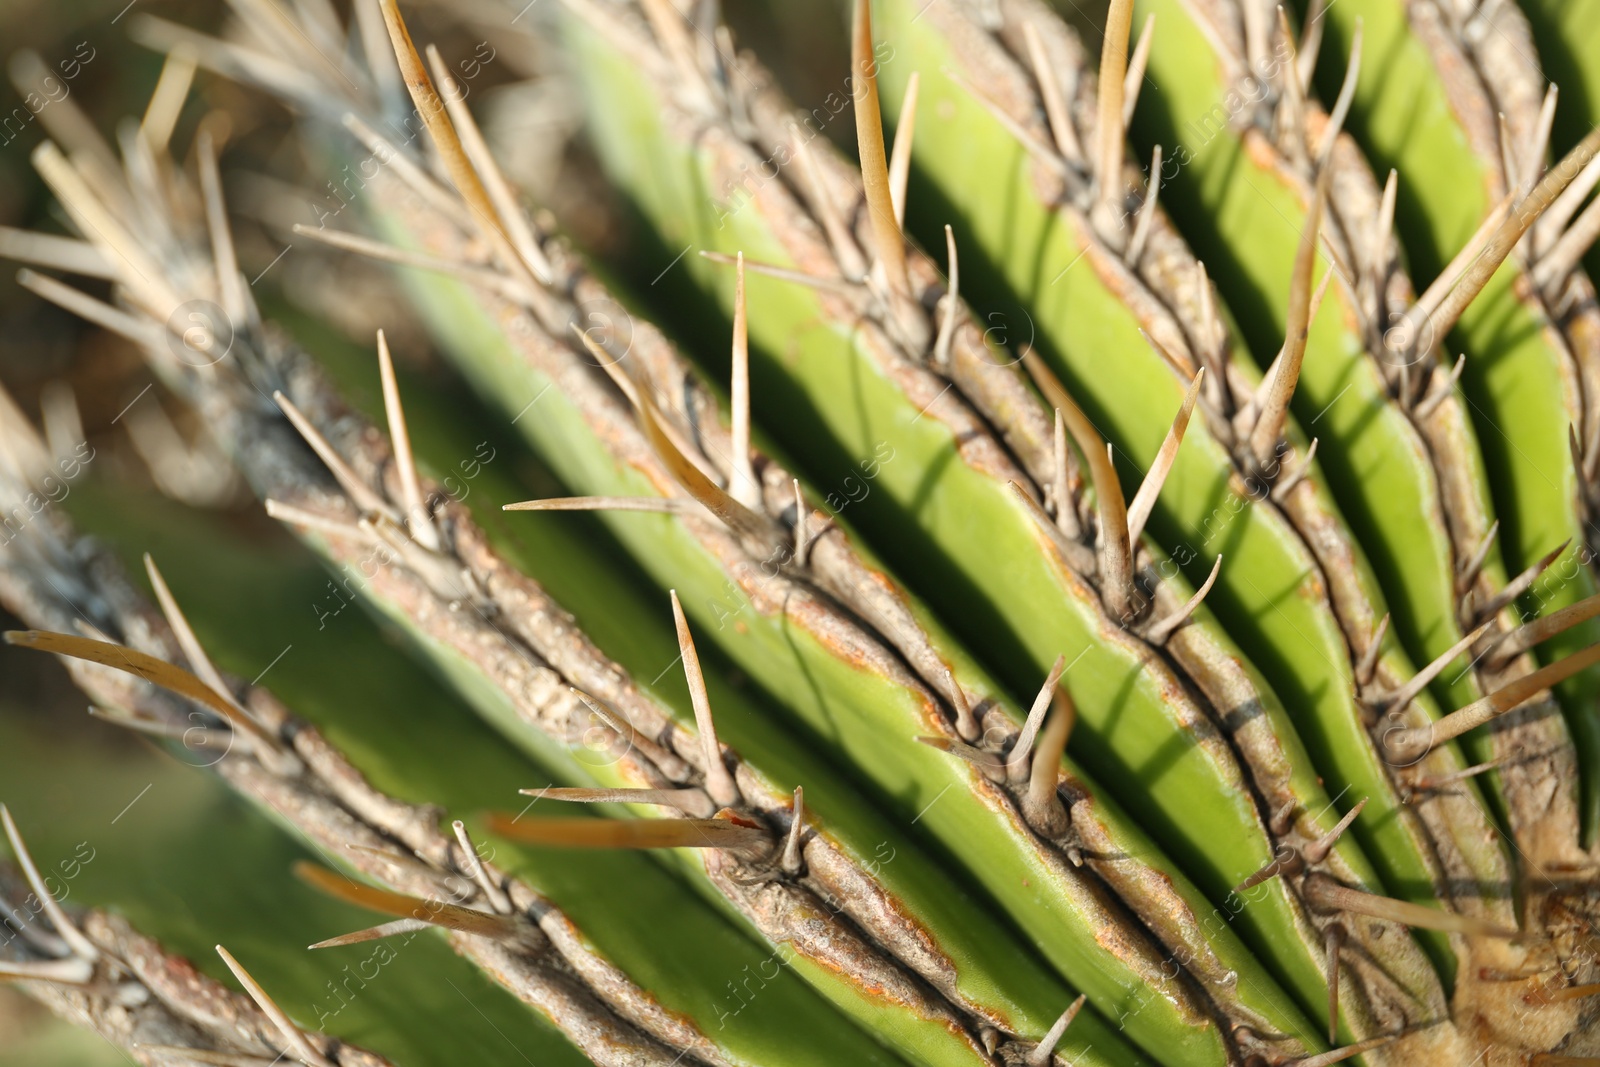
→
(1, 0, 1598, 1065)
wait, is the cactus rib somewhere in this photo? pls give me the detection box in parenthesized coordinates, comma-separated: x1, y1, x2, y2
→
(0, 861, 395, 1067)
(2, 0, 1597, 1062)
(579, 0, 1587, 1055)
(405, 4, 1336, 1058)
(1, 389, 945, 1067)
(0, 531, 718, 1067)
(876, 0, 1561, 999)
(1304, 0, 1600, 842)
(565, 0, 1527, 1053)
(0, 50, 1156, 1067)
(1131, 0, 1592, 882)
(124, 0, 1350, 1062)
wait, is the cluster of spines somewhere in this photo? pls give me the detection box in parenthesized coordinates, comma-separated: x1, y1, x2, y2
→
(2, 0, 1600, 1063)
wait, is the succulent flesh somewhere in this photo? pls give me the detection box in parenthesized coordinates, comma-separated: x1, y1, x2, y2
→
(1, 1, 1598, 1066)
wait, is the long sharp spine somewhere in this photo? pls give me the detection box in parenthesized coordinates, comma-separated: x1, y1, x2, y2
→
(294, 861, 526, 942)
(452, 820, 511, 915)
(1127, 368, 1203, 543)
(144, 552, 240, 711)
(0, 958, 94, 984)
(1125, 144, 1162, 267)
(1385, 642, 1600, 763)
(1024, 351, 1135, 618)
(1489, 591, 1600, 666)
(671, 590, 741, 807)
(484, 814, 770, 854)
(850, 0, 909, 299)
(1472, 540, 1570, 625)
(1007, 654, 1068, 781)
(1122, 14, 1155, 130)
(521, 787, 716, 819)
(888, 72, 919, 229)
(215, 945, 336, 1067)
(730, 252, 759, 508)
(376, 330, 440, 551)
(273, 390, 398, 523)
(1248, 172, 1326, 468)
(1303, 798, 1368, 865)
(1382, 620, 1493, 714)
(1314, 19, 1362, 166)
(1094, 0, 1136, 229)
(1, 806, 99, 963)
(1146, 554, 1223, 644)
(1290, 1036, 1399, 1067)
(1303, 874, 1517, 937)
(1424, 125, 1600, 346)
(375, 0, 526, 286)
(1023, 20, 1080, 163)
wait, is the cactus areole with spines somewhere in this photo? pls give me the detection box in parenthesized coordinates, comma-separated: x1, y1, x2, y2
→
(0, 0, 1598, 1066)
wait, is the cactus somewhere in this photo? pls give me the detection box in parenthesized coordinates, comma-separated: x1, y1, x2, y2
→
(1204, 0, 1600, 838)
(1, 0, 1598, 1065)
